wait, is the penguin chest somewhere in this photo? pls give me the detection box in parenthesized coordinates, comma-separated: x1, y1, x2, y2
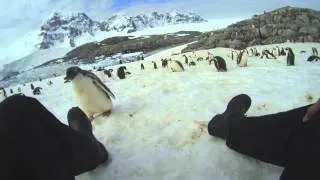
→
(73, 81, 112, 115)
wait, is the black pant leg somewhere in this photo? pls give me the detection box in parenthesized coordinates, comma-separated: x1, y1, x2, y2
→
(280, 112, 320, 180)
(226, 104, 311, 167)
(0, 95, 105, 179)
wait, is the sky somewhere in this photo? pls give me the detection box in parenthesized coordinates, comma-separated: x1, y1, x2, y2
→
(0, 0, 319, 66)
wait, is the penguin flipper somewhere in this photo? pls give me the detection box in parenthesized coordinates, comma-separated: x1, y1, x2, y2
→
(84, 70, 116, 99)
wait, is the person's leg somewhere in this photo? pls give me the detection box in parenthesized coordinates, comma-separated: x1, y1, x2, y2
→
(226, 104, 311, 167)
(280, 112, 320, 180)
(0, 95, 107, 180)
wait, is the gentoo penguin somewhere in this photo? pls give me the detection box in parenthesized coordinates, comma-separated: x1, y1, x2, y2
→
(182, 55, 188, 64)
(237, 50, 248, 67)
(307, 55, 320, 62)
(152, 61, 157, 69)
(64, 66, 116, 122)
(285, 47, 295, 66)
(0, 87, 7, 103)
(197, 57, 204, 61)
(30, 83, 35, 90)
(189, 61, 196, 66)
(33, 87, 42, 95)
(47, 80, 53, 86)
(210, 56, 227, 72)
(249, 48, 254, 57)
(104, 69, 113, 78)
(95, 67, 106, 82)
(261, 50, 277, 59)
(161, 59, 168, 68)
(231, 50, 239, 60)
(279, 48, 286, 56)
(141, 63, 145, 70)
(117, 66, 128, 79)
(312, 47, 318, 56)
(168, 60, 184, 72)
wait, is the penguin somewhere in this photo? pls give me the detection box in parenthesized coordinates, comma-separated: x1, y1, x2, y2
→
(300, 50, 306, 54)
(39, 77, 42, 82)
(168, 60, 184, 72)
(307, 55, 320, 62)
(0, 87, 7, 103)
(197, 57, 204, 61)
(189, 61, 196, 66)
(95, 68, 106, 82)
(211, 56, 227, 72)
(285, 47, 295, 66)
(17, 87, 21, 93)
(10, 89, 13, 94)
(237, 50, 249, 67)
(64, 66, 116, 122)
(312, 47, 318, 56)
(30, 83, 35, 90)
(249, 48, 254, 57)
(141, 63, 145, 70)
(231, 50, 239, 60)
(261, 50, 276, 59)
(119, 60, 123, 64)
(152, 61, 157, 69)
(182, 55, 188, 65)
(33, 87, 42, 95)
(104, 69, 112, 78)
(161, 59, 168, 68)
(117, 66, 128, 79)
(253, 48, 260, 57)
(280, 48, 286, 56)
(47, 80, 53, 86)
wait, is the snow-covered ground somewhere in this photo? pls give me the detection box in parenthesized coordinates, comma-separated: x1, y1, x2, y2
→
(4, 42, 320, 180)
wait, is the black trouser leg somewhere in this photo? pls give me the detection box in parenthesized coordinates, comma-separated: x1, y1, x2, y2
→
(0, 95, 105, 180)
(226, 105, 311, 167)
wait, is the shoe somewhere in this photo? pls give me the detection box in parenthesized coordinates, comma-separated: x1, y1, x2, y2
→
(67, 107, 108, 164)
(208, 94, 251, 139)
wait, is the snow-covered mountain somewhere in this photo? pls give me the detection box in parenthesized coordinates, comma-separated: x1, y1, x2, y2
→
(39, 11, 207, 49)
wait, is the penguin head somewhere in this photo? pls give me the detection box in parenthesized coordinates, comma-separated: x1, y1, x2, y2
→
(64, 66, 82, 83)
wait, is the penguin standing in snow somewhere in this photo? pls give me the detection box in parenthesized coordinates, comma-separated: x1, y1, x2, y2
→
(64, 66, 116, 122)
(168, 60, 184, 72)
(141, 63, 145, 70)
(104, 69, 113, 78)
(312, 47, 318, 56)
(0, 87, 7, 103)
(117, 66, 130, 79)
(161, 59, 168, 68)
(182, 55, 188, 65)
(152, 61, 157, 69)
(210, 56, 227, 72)
(33, 87, 42, 95)
(285, 47, 295, 66)
(237, 50, 249, 67)
(30, 83, 35, 90)
(307, 47, 320, 62)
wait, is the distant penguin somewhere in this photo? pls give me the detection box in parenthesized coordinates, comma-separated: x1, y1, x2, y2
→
(197, 57, 204, 61)
(141, 63, 145, 70)
(117, 66, 128, 79)
(39, 77, 42, 82)
(152, 61, 157, 69)
(211, 56, 227, 72)
(17, 87, 21, 93)
(300, 50, 306, 54)
(30, 83, 35, 90)
(189, 61, 196, 66)
(0, 87, 7, 103)
(10, 89, 13, 94)
(48, 80, 53, 86)
(141, 55, 144, 60)
(64, 66, 116, 122)
(119, 60, 123, 64)
(312, 47, 318, 56)
(231, 50, 239, 61)
(33, 87, 42, 95)
(261, 50, 276, 59)
(168, 60, 184, 72)
(237, 50, 249, 67)
(285, 47, 295, 66)
(183, 54, 189, 64)
(280, 48, 286, 56)
(307, 55, 320, 62)
(161, 59, 168, 68)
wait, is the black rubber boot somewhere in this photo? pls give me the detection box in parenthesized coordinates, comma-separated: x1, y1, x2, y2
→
(208, 94, 252, 139)
(67, 107, 108, 164)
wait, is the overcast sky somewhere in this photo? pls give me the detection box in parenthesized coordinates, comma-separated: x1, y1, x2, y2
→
(0, 0, 319, 65)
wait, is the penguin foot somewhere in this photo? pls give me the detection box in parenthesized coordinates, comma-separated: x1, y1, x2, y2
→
(102, 110, 112, 117)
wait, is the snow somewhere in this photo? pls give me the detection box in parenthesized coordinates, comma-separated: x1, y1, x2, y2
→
(4, 42, 320, 180)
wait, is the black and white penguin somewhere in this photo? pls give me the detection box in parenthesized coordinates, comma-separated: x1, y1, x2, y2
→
(182, 55, 188, 64)
(168, 60, 184, 72)
(307, 55, 320, 62)
(64, 66, 116, 121)
(104, 69, 112, 78)
(237, 50, 249, 67)
(161, 59, 168, 68)
(254, 48, 260, 57)
(189, 61, 196, 66)
(10, 89, 13, 94)
(33, 87, 42, 95)
(30, 83, 35, 90)
(280, 48, 286, 56)
(249, 48, 254, 57)
(39, 77, 42, 82)
(312, 47, 318, 56)
(231, 50, 239, 61)
(261, 50, 276, 59)
(197, 57, 204, 61)
(117, 66, 128, 79)
(141, 63, 145, 70)
(47, 80, 53, 86)
(152, 61, 157, 69)
(0, 87, 7, 103)
(285, 47, 295, 66)
(211, 56, 227, 72)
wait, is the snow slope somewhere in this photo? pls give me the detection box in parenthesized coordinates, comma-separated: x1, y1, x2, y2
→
(4, 42, 320, 180)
